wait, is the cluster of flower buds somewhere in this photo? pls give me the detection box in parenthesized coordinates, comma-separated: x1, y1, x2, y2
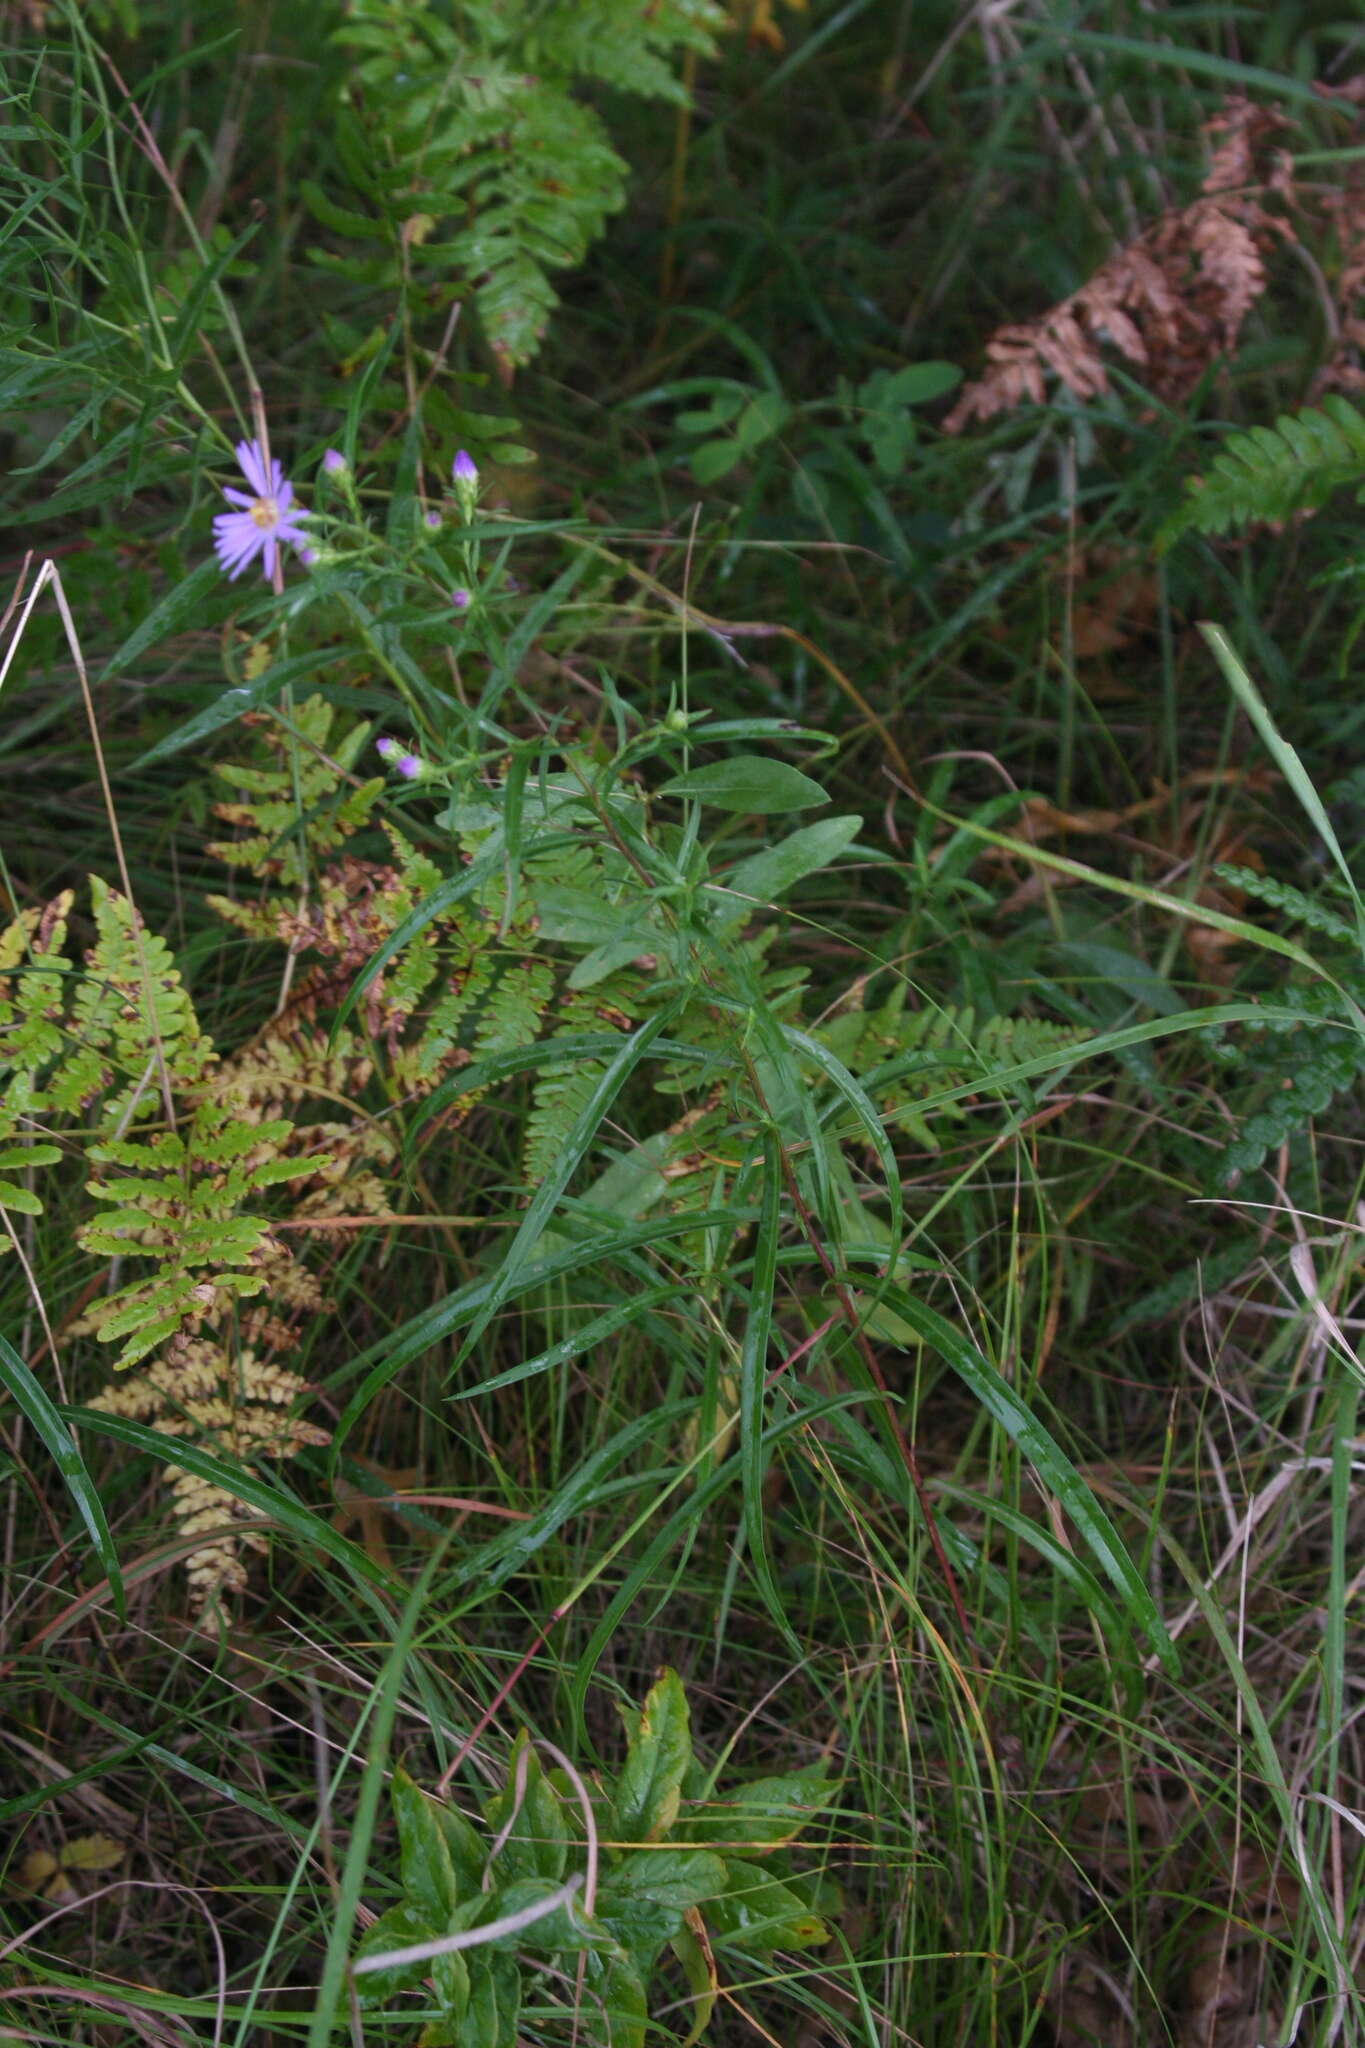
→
(375, 735, 424, 780)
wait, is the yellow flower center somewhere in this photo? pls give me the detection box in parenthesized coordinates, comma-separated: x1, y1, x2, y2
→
(250, 497, 278, 529)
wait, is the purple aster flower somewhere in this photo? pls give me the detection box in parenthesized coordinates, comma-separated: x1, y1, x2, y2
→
(213, 439, 309, 582)
(452, 449, 478, 487)
(322, 448, 347, 475)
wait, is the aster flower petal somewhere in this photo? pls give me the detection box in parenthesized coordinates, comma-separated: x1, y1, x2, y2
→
(214, 514, 266, 579)
(221, 486, 257, 509)
(235, 439, 269, 498)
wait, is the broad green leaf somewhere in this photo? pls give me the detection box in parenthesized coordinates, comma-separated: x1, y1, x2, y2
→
(352, 1901, 439, 2006)
(432, 1798, 487, 1899)
(865, 361, 961, 407)
(483, 1735, 568, 1884)
(597, 1848, 727, 1961)
(612, 1668, 693, 1844)
(1, 1336, 124, 1622)
(658, 757, 829, 814)
(430, 1943, 470, 2031)
(598, 1848, 727, 1911)
(462, 1952, 520, 2048)
(482, 1877, 617, 1955)
(582, 1947, 648, 2048)
(734, 390, 791, 449)
(681, 1769, 836, 1849)
(705, 1860, 829, 1951)
(710, 815, 862, 922)
(689, 438, 744, 483)
(393, 1767, 458, 1925)
(532, 883, 654, 951)
(596, 1896, 684, 1971)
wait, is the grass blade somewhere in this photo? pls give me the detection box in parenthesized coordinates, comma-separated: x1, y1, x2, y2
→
(1, 1333, 125, 1622)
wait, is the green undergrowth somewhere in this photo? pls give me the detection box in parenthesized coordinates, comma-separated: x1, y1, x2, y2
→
(3, 4, 1365, 2046)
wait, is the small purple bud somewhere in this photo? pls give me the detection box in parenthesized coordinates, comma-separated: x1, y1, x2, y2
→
(424, 510, 442, 529)
(322, 448, 347, 475)
(298, 547, 317, 566)
(452, 449, 478, 486)
(451, 587, 470, 611)
(395, 751, 423, 780)
(376, 735, 400, 761)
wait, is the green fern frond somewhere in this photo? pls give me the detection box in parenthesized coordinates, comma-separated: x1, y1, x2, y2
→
(1213, 863, 1358, 942)
(70, 878, 210, 1116)
(320, 0, 722, 367)
(523, 984, 638, 1185)
(78, 1105, 315, 1369)
(1159, 393, 1365, 546)
(208, 697, 378, 886)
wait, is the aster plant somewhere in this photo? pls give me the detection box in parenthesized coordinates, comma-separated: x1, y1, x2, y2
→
(213, 439, 310, 582)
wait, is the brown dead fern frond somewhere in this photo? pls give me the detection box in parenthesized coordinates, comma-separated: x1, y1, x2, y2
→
(944, 96, 1295, 432)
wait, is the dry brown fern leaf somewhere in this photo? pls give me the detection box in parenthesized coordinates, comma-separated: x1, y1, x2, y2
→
(944, 96, 1296, 432)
